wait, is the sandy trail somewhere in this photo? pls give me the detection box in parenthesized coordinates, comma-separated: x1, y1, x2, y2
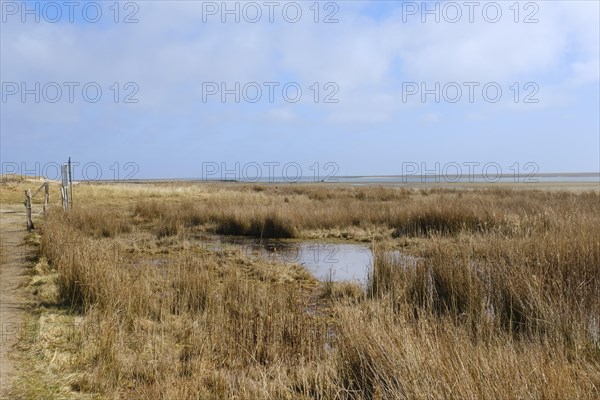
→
(0, 205, 34, 396)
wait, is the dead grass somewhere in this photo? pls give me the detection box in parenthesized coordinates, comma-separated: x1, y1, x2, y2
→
(10, 182, 600, 398)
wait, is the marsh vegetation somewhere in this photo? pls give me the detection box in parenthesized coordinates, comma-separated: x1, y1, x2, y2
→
(6, 182, 599, 398)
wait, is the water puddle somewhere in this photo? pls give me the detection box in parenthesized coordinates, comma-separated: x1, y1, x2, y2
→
(202, 235, 418, 284)
(201, 235, 371, 283)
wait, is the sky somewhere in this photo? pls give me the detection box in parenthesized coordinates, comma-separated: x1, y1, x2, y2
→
(1, 0, 599, 180)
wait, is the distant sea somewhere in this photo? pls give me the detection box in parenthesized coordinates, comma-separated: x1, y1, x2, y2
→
(115, 173, 600, 185)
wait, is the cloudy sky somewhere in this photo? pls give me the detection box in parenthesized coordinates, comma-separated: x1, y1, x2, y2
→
(1, 0, 599, 179)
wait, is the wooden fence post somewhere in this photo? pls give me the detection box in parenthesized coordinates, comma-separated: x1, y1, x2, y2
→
(61, 163, 70, 211)
(43, 181, 49, 212)
(68, 157, 73, 209)
(25, 189, 34, 231)
(60, 187, 67, 211)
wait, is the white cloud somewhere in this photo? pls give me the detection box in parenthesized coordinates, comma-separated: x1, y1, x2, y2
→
(1, 1, 598, 173)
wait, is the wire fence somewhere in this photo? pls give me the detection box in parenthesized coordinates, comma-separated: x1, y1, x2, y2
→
(24, 159, 73, 231)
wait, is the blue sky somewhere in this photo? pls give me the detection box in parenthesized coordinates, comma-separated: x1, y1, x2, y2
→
(1, 1, 599, 179)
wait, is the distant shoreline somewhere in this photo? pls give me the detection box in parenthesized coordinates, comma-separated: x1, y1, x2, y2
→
(343, 172, 600, 179)
(88, 172, 600, 183)
(3, 172, 599, 185)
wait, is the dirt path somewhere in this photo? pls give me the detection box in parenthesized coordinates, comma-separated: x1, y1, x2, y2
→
(0, 205, 33, 396)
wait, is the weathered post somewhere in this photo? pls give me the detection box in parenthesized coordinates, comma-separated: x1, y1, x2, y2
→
(68, 157, 73, 209)
(25, 189, 34, 231)
(60, 187, 66, 211)
(61, 164, 69, 210)
(43, 181, 49, 212)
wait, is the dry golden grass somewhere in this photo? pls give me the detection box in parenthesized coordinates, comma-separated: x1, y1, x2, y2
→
(7, 182, 600, 398)
(0, 175, 61, 206)
(59, 182, 598, 241)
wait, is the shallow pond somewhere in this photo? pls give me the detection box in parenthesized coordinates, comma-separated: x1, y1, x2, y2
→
(202, 235, 418, 284)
